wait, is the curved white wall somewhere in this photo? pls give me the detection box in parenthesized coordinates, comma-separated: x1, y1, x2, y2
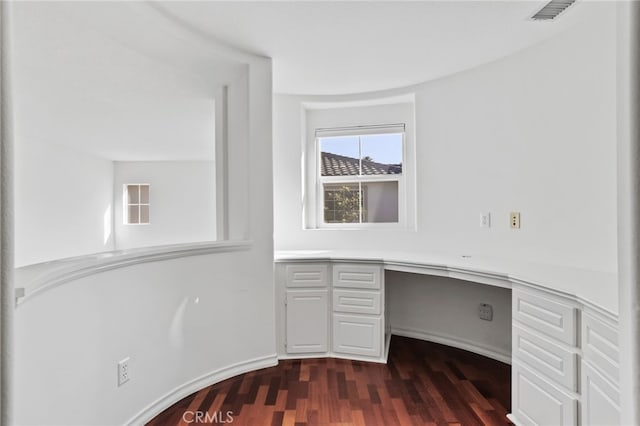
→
(11, 3, 275, 422)
(274, 2, 617, 277)
(15, 246, 275, 425)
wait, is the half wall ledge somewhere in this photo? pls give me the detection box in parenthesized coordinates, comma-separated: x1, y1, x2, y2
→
(14, 240, 254, 306)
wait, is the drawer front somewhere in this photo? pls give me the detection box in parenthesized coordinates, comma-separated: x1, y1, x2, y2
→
(333, 264, 381, 289)
(333, 289, 381, 315)
(513, 324, 578, 391)
(285, 264, 329, 288)
(513, 289, 577, 346)
(512, 363, 578, 426)
(581, 360, 620, 426)
(582, 312, 619, 384)
(333, 314, 382, 357)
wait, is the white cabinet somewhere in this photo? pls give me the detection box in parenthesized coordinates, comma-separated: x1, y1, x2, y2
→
(512, 363, 578, 426)
(333, 263, 381, 289)
(581, 360, 620, 426)
(513, 288, 577, 346)
(581, 311, 619, 385)
(511, 287, 579, 426)
(286, 264, 329, 288)
(331, 263, 384, 360)
(278, 261, 386, 362)
(282, 264, 329, 355)
(333, 314, 382, 357)
(333, 288, 381, 315)
(581, 309, 620, 426)
(511, 287, 621, 426)
(513, 324, 578, 391)
(286, 289, 329, 354)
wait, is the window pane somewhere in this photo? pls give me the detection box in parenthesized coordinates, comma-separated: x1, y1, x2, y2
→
(127, 185, 139, 204)
(360, 134, 403, 175)
(361, 181, 398, 223)
(139, 185, 150, 204)
(323, 183, 360, 223)
(320, 136, 360, 176)
(139, 205, 150, 224)
(128, 205, 139, 224)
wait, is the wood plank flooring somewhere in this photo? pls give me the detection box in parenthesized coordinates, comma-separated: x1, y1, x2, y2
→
(147, 336, 511, 426)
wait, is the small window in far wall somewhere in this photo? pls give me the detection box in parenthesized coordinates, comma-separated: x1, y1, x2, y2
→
(124, 184, 150, 225)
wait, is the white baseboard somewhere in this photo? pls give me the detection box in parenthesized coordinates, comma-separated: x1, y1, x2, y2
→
(506, 413, 520, 425)
(126, 353, 279, 425)
(391, 327, 512, 365)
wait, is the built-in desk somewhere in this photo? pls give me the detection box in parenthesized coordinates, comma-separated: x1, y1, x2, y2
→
(275, 250, 619, 426)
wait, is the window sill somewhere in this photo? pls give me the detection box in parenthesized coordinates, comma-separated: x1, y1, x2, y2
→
(304, 223, 416, 231)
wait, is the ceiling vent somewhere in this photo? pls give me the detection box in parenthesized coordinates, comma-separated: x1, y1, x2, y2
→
(530, 0, 577, 20)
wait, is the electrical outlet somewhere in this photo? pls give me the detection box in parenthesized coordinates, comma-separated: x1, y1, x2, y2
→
(510, 212, 521, 229)
(118, 357, 130, 386)
(479, 303, 493, 321)
(480, 212, 491, 228)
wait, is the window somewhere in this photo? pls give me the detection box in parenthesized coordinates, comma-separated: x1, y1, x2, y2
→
(123, 184, 150, 225)
(317, 125, 404, 225)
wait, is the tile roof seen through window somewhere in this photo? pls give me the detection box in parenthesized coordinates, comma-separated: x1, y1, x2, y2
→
(321, 152, 402, 176)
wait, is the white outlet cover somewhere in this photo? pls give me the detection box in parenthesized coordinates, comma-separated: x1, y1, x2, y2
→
(118, 357, 130, 386)
(480, 212, 491, 228)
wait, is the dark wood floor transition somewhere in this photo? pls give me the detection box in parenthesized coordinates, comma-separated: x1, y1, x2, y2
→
(147, 336, 511, 426)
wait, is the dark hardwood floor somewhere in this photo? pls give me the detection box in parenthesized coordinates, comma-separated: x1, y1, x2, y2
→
(147, 336, 511, 426)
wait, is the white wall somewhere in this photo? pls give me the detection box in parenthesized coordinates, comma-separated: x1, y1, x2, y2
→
(14, 248, 275, 426)
(274, 2, 617, 275)
(13, 54, 273, 425)
(114, 161, 216, 250)
(12, 7, 274, 422)
(14, 141, 114, 267)
(388, 272, 512, 362)
(10, 1, 226, 266)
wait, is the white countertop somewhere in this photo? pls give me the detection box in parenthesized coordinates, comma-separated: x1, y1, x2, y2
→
(275, 249, 618, 316)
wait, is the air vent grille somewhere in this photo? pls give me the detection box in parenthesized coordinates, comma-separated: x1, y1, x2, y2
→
(531, 0, 577, 20)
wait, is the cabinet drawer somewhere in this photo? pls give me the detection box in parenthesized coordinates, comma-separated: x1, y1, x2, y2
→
(333, 314, 382, 358)
(581, 360, 620, 426)
(333, 264, 381, 289)
(333, 289, 381, 315)
(582, 312, 619, 384)
(513, 289, 577, 346)
(285, 264, 329, 288)
(513, 324, 578, 391)
(512, 363, 578, 426)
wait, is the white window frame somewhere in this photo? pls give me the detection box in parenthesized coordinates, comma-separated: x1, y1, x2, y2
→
(123, 183, 150, 225)
(315, 125, 405, 228)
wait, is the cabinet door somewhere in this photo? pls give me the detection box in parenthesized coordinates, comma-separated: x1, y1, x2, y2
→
(581, 360, 620, 426)
(286, 290, 328, 354)
(512, 363, 577, 426)
(333, 313, 381, 357)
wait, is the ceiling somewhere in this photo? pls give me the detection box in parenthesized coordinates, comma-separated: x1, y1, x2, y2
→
(156, 1, 586, 95)
(10, 1, 594, 161)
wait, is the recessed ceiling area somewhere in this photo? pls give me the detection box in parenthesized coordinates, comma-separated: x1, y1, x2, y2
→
(156, 0, 588, 95)
(9, 0, 597, 161)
